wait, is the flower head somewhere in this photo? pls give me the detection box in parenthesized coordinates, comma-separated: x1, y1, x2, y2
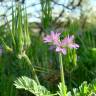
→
(61, 35, 79, 49)
(43, 31, 61, 45)
(43, 32, 79, 55)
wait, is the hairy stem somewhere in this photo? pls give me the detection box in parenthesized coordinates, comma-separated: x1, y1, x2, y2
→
(23, 52, 40, 85)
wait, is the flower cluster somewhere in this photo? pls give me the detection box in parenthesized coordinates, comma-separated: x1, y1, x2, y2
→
(43, 31, 79, 55)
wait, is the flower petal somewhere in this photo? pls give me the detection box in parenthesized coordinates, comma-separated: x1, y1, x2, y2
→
(49, 46, 55, 50)
(61, 48, 67, 55)
(56, 47, 61, 52)
(43, 35, 52, 43)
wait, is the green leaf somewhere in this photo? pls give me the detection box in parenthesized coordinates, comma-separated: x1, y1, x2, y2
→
(14, 76, 54, 96)
(79, 81, 89, 95)
(58, 82, 67, 96)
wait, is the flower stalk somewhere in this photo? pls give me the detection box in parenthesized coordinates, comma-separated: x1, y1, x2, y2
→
(59, 53, 66, 96)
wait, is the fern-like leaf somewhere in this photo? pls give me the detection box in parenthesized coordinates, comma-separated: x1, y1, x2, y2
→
(14, 76, 54, 96)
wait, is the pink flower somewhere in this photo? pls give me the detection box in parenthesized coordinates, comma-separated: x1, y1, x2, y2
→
(55, 35, 79, 55)
(61, 35, 79, 49)
(56, 46, 67, 55)
(43, 31, 61, 45)
(43, 32, 79, 55)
